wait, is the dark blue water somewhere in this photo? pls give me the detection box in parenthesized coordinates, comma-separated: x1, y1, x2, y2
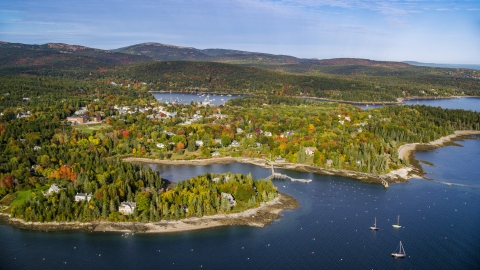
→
(2, 136, 480, 269)
(152, 92, 242, 106)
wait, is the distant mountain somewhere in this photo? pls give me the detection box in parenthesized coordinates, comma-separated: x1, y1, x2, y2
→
(114, 42, 415, 72)
(1, 42, 152, 64)
(113, 43, 213, 61)
(404, 61, 480, 71)
(0, 41, 153, 76)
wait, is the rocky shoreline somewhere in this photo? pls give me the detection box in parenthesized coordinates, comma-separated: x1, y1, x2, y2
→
(126, 156, 411, 184)
(126, 130, 480, 185)
(0, 193, 297, 233)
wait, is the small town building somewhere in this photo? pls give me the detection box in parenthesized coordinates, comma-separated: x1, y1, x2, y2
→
(119, 202, 137, 215)
(221, 193, 236, 207)
(75, 193, 93, 202)
(66, 116, 89, 124)
(45, 184, 61, 195)
(304, 147, 317, 156)
(230, 140, 240, 147)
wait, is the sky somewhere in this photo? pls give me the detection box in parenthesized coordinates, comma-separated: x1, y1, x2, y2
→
(1, 0, 479, 64)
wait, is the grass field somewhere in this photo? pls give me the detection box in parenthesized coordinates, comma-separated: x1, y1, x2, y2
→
(9, 190, 35, 208)
(74, 123, 110, 133)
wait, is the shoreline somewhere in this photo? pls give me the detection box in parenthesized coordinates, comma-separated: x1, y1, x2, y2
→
(2, 131, 478, 233)
(0, 193, 298, 233)
(149, 91, 479, 105)
(397, 130, 480, 160)
(127, 130, 480, 184)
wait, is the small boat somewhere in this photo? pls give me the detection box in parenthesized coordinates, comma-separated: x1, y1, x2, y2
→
(391, 241, 406, 258)
(370, 217, 378, 230)
(392, 215, 402, 228)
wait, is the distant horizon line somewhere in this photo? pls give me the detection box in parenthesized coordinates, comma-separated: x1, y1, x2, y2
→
(2, 40, 479, 68)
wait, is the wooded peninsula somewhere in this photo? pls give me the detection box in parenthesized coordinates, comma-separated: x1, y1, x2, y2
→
(0, 41, 479, 229)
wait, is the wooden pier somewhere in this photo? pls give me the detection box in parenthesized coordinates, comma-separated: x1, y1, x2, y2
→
(380, 178, 389, 188)
(266, 164, 312, 183)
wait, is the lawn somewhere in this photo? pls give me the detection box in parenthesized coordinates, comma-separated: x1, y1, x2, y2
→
(74, 123, 110, 134)
(9, 190, 35, 208)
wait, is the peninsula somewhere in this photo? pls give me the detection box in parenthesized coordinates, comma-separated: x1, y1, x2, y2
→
(1, 41, 480, 230)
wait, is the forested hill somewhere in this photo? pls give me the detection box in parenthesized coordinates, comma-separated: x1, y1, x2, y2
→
(0, 42, 152, 76)
(111, 43, 480, 96)
(106, 61, 401, 102)
(114, 42, 410, 68)
(1, 41, 479, 101)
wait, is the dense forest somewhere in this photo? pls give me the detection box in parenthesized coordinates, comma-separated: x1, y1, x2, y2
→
(1, 42, 479, 103)
(1, 42, 479, 224)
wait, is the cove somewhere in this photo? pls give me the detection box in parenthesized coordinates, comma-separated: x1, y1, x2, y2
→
(1, 135, 479, 269)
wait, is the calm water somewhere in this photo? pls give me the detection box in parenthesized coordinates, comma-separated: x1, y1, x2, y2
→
(152, 92, 242, 106)
(356, 97, 480, 111)
(404, 97, 480, 112)
(1, 135, 479, 269)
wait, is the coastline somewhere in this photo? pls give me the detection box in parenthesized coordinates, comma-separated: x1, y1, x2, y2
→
(0, 193, 297, 233)
(2, 130, 478, 233)
(150, 92, 479, 105)
(126, 130, 480, 184)
(397, 130, 480, 160)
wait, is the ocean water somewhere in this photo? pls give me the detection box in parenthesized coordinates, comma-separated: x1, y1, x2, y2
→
(1, 135, 479, 269)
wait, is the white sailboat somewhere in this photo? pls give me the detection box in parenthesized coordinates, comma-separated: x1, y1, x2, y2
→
(391, 241, 406, 258)
(370, 217, 378, 230)
(392, 215, 402, 228)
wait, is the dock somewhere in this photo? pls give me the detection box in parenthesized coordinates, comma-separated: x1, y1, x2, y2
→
(380, 177, 389, 188)
(265, 164, 312, 183)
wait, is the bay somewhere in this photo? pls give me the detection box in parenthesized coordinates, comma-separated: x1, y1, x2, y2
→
(152, 92, 242, 106)
(404, 97, 480, 112)
(1, 136, 479, 269)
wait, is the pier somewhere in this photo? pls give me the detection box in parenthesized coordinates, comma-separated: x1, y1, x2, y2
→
(380, 177, 389, 188)
(265, 164, 312, 183)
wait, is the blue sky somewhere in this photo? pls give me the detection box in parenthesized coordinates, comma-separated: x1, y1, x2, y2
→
(1, 0, 479, 64)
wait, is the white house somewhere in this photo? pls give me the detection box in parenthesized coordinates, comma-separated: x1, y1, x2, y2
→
(119, 202, 137, 215)
(156, 143, 165, 149)
(264, 132, 272, 137)
(75, 193, 93, 202)
(304, 147, 317, 156)
(211, 151, 221, 157)
(45, 184, 61, 195)
(221, 193, 236, 207)
(230, 140, 240, 147)
(195, 140, 204, 147)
